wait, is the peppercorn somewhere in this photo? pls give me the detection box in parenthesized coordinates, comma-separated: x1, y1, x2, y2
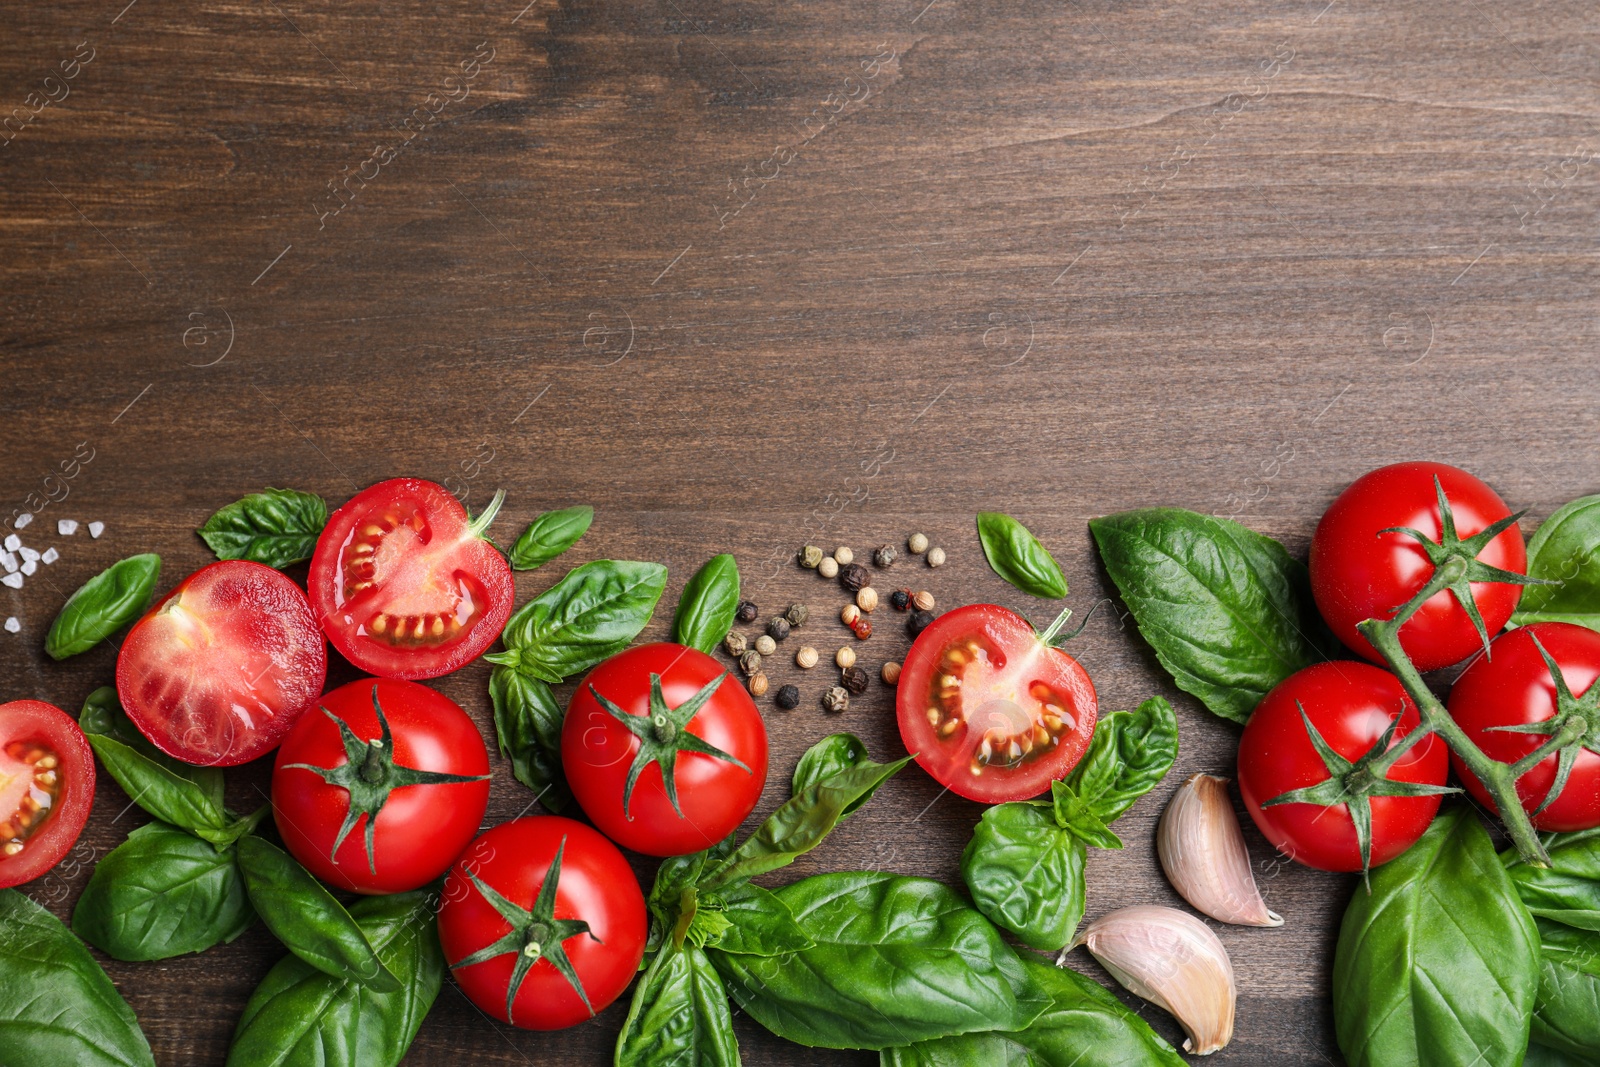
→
(822, 687, 850, 713)
(798, 545, 823, 569)
(874, 544, 897, 568)
(835, 646, 856, 669)
(767, 617, 791, 641)
(818, 557, 840, 579)
(908, 532, 930, 555)
(748, 672, 769, 697)
(724, 631, 748, 656)
(926, 547, 946, 568)
(889, 589, 912, 612)
(785, 603, 809, 628)
(881, 661, 902, 686)
(754, 634, 777, 656)
(913, 590, 936, 612)
(908, 609, 935, 637)
(841, 665, 869, 694)
(840, 603, 861, 626)
(775, 684, 800, 709)
(856, 587, 879, 613)
(736, 600, 759, 624)
(840, 563, 871, 591)
(796, 645, 820, 668)
(852, 618, 873, 640)
(739, 650, 763, 675)
(834, 546, 854, 565)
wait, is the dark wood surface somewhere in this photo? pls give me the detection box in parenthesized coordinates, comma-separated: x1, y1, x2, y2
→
(3, 0, 1597, 1061)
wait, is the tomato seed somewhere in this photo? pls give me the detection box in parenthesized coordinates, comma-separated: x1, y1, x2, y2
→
(35, 755, 56, 770)
(2, 843, 20, 856)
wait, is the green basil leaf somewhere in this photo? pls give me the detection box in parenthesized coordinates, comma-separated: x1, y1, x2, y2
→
(1089, 508, 1335, 724)
(1532, 919, 1600, 1058)
(790, 733, 881, 820)
(671, 553, 740, 654)
(1333, 807, 1539, 1067)
(1514, 495, 1600, 630)
(235, 836, 400, 992)
(711, 883, 814, 956)
(961, 802, 1087, 951)
(86, 734, 229, 838)
(1507, 827, 1600, 932)
(44, 553, 160, 660)
(883, 952, 1186, 1066)
(79, 687, 226, 810)
(509, 505, 593, 571)
(614, 944, 740, 1067)
(709, 872, 1046, 1050)
(1063, 696, 1179, 823)
(487, 665, 569, 811)
(977, 512, 1068, 599)
(1527, 1041, 1592, 1066)
(700, 756, 910, 891)
(226, 890, 441, 1067)
(72, 821, 255, 961)
(497, 560, 669, 683)
(197, 489, 328, 569)
(1049, 781, 1123, 849)
(0, 888, 157, 1067)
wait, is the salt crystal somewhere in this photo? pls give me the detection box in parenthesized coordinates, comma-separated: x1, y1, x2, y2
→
(58, 519, 78, 536)
(20, 560, 36, 576)
(0, 553, 14, 573)
(18, 547, 38, 563)
(41, 548, 58, 565)
(3, 618, 17, 634)
(1, 573, 21, 589)
(88, 522, 104, 538)
(3, 535, 18, 552)
(14, 513, 32, 530)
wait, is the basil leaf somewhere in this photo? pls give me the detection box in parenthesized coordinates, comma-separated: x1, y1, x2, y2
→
(235, 836, 400, 992)
(1063, 696, 1179, 822)
(884, 952, 1186, 1066)
(1089, 508, 1335, 724)
(1507, 827, 1600, 932)
(509, 505, 593, 571)
(671, 553, 740, 654)
(0, 888, 157, 1067)
(80, 687, 225, 810)
(961, 802, 1087, 951)
(44, 553, 160, 660)
(711, 883, 814, 956)
(1049, 781, 1123, 849)
(709, 872, 1046, 1050)
(977, 512, 1068, 599)
(197, 489, 328, 569)
(1333, 807, 1539, 1067)
(1527, 1043, 1591, 1067)
(86, 734, 229, 839)
(700, 756, 910, 891)
(1532, 919, 1600, 1058)
(487, 665, 569, 811)
(72, 821, 255, 961)
(615, 944, 739, 1067)
(790, 733, 881, 819)
(226, 890, 441, 1067)
(493, 560, 668, 683)
(1515, 495, 1600, 631)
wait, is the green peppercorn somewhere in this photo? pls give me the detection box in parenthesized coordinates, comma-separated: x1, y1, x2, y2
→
(822, 686, 849, 713)
(785, 603, 809, 627)
(736, 600, 759, 624)
(724, 631, 748, 656)
(739, 650, 763, 675)
(798, 546, 824, 569)
(775, 684, 800, 709)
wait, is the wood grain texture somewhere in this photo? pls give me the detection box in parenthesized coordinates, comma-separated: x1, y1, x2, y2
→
(1, 0, 1596, 1061)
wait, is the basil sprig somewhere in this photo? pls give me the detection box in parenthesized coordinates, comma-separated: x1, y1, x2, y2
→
(1515, 494, 1600, 631)
(509, 505, 593, 571)
(0, 889, 157, 1067)
(44, 553, 160, 660)
(671, 553, 740, 654)
(977, 511, 1068, 598)
(197, 488, 328, 569)
(1090, 507, 1336, 724)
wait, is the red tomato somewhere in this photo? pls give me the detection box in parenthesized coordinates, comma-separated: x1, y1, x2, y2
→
(437, 816, 646, 1030)
(307, 478, 513, 681)
(1238, 661, 1448, 872)
(562, 644, 767, 857)
(117, 560, 326, 766)
(895, 604, 1097, 803)
(1448, 623, 1600, 832)
(272, 678, 490, 894)
(0, 701, 94, 889)
(1310, 461, 1527, 672)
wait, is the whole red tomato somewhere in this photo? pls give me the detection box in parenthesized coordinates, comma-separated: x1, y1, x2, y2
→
(437, 816, 646, 1030)
(1238, 661, 1449, 872)
(0, 701, 94, 889)
(562, 644, 767, 857)
(1448, 622, 1600, 832)
(308, 478, 513, 681)
(1310, 461, 1527, 672)
(896, 604, 1097, 803)
(272, 678, 490, 893)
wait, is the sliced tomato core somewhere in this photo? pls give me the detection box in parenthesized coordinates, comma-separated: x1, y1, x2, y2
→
(0, 740, 61, 858)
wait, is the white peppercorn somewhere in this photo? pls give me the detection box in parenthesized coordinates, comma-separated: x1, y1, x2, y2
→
(818, 557, 840, 579)
(796, 645, 819, 668)
(724, 631, 748, 656)
(835, 646, 856, 669)
(840, 603, 861, 626)
(907, 532, 929, 554)
(748, 672, 769, 697)
(754, 634, 777, 656)
(834, 546, 854, 565)
(856, 587, 879, 613)
(913, 590, 936, 612)
(799, 546, 823, 569)
(881, 661, 902, 686)
(822, 686, 850, 713)
(926, 547, 947, 568)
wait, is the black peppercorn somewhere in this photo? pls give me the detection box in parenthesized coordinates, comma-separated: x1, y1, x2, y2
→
(889, 589, 911, 612)
(908, 609, 936, 637)
(736, 600, 759, 624)
(841, 665, 869, 694)
(874, 544, 897, 568)
(767, 616, 791, 641)
(775, 684, 800, 709)
(839, 563, 871, 592)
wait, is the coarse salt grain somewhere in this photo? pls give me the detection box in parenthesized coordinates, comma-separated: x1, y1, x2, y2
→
(18, 547, 38, 563)
(58, 519, 78, 536)
(20, 560, 36, 576)
(3, 618, 17, 634)
(13, 514, 31, 530)
(88, 522, 104, 538)
(1, 573, 22, 589)
(41, 548, 58, 565)
(0, 553, 14, 573)
(3, 535, 18, 552)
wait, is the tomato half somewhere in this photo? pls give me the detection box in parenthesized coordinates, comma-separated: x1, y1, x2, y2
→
(1238, 661, 1448, 872)
(437, 816, 646, 1030)
(895, 604, 1097, 803)
(0, 701, 94, 889)
(1448, 622, 1600, 832)
(272, 678, 491, 894)
(116, 560, 327, 766)
(308, 478, 513, 680)
(1310, 461, 1527, 672)
(562, 643, 767, 857)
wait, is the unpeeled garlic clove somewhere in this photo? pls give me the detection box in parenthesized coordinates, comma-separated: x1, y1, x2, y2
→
(1069, 905, 1236, 1056)
(1158, 773, 1283, 928)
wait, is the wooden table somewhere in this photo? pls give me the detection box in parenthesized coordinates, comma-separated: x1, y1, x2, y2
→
(2, 0, 1595, 1061)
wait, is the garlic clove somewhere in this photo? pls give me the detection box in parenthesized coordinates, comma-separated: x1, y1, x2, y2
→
(1069, 905, 1236, 1056)
(1158, 773, 1283, 927)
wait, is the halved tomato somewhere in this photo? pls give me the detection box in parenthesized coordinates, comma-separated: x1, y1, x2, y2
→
(308, 478, 513, 680)
(116, 560, 327, 766)
(0, 700, 95, 888)
(896, 604, 1098, 803)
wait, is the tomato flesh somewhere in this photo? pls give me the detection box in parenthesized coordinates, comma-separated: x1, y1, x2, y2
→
(309, 478, 512, 680)
(117, 560, 326, 766)
(0, 701, 94, 888)
(896, 604, 1097, 803)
